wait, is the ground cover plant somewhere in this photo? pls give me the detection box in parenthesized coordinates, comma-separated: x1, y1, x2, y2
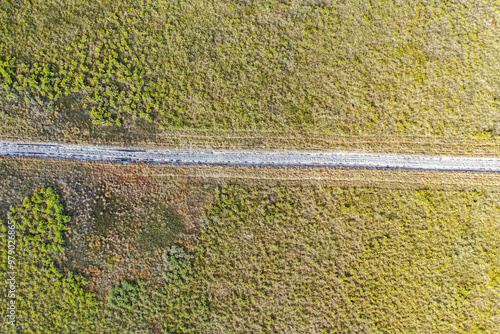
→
(0, 188, 103, 333)
(1, 158, 500, 332)
(1, 0, 500, 150)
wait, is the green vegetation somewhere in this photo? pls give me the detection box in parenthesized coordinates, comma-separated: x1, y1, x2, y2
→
(2, 162, 500, 332)
(106, 280, 157, 332)
(0, 188, 102, 333)
(0, 187, 204, 333)
(1, 0, 500, 137)
(104, 245, 208, 333)
(192, 185, 500, 332)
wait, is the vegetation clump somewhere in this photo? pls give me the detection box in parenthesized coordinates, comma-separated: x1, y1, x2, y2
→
(0, 188, 102, 333)
(105, 245, 207, 333)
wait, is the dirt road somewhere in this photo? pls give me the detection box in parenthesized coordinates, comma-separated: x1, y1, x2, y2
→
(1, 140, 500, 172)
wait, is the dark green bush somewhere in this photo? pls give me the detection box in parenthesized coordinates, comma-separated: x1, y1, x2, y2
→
(163, 244, 194, 284)
(106, 280, 162, 333)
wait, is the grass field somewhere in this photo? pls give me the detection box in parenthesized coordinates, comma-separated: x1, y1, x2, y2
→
(1, 157, 500, 332)
(1, 0, 500, 154)
(194, 185, 500, 332)
(3, 0, 500, 331)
